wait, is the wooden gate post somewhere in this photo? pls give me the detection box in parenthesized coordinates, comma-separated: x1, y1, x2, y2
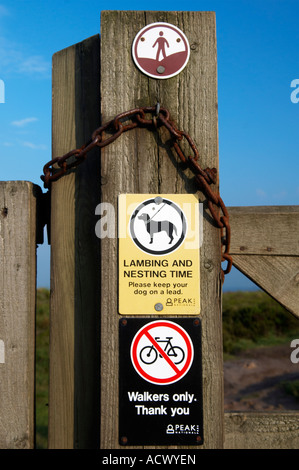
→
(49, 36, 101, 448)
(49, 11, 224, 449)
(0, 181, 39, 448)
(100, 11, 223, 449)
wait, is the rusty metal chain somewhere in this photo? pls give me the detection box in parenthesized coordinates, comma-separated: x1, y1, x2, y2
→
(41, 105, 232, 280)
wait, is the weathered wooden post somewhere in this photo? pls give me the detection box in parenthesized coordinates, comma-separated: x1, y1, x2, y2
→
(100, 10, 223, 449)
(49, 36, 101, 448)
(0, 181, 40, 448)
(49, 11, 224, 449)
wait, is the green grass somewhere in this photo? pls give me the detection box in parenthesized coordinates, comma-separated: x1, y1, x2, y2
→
(34, 288, 299, 448)
(281, 380, 299, 401)
(35, 288, 50, 449)
(222, 290, 299, 356)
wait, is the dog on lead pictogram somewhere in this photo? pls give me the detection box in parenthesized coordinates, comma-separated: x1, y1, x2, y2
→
(138, 212, 178, 245)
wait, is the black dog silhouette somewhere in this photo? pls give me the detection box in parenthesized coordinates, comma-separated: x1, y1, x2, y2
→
(138, 213, 177, 244)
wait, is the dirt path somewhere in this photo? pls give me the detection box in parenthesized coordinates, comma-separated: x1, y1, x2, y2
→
(224, 343, 299, 411)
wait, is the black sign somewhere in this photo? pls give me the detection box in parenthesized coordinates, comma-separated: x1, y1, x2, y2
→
(119, 318, 203, 446)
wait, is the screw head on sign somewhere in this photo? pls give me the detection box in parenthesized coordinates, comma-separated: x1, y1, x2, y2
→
(157, 65, 165, 74)
(154, 303, 163, 312)
(154, 196, 163, 205)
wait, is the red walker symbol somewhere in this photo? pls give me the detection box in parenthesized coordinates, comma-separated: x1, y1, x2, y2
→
(130, 321, 194, 385)
(132, 22, 190, 79)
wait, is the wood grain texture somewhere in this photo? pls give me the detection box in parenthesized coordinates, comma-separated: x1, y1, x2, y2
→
(232, 254, 299, 318)
(229, 206, 299, 256)
(49, 43, 76, 449)
(0, 181, 38, 448)
(228, 206, 299, 318)
(49, 35, 101, 449)
(224, 412, 299, 449)
(100, 11, 223, 449)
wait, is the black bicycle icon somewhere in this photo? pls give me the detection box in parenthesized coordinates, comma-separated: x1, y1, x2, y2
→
(139, 337, 185, 365)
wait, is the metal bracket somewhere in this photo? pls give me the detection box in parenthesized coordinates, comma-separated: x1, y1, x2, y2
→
(36, 189, 51, 245)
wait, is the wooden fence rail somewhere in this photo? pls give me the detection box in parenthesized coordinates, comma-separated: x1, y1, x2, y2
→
(229, 206, 299, 318)
(224, 412, 299, 449)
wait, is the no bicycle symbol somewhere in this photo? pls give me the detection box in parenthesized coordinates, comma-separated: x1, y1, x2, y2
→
(132, 22, 190, 79)
(130, 320, 194, 385)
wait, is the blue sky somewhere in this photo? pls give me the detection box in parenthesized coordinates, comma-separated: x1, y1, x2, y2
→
(0, 0, 298, 290)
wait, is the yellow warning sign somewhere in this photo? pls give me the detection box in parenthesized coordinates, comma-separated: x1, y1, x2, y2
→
(118, 194, 201, 315)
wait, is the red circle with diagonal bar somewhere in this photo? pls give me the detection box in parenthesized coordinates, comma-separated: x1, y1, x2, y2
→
(130, 321, 194, 385)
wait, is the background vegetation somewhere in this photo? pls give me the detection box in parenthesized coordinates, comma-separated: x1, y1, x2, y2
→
(223, 290, 299, 356)
(35, 288, 50, 449)
(35, 288, 299, 448)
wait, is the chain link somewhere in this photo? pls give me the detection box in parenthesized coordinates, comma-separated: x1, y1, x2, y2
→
(41, 105, 232, 280)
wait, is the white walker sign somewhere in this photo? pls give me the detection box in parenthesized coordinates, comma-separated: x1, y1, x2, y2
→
(132, 22, 190, 79)
(118, 194, 201, 315)
(119, 318, 203, 446)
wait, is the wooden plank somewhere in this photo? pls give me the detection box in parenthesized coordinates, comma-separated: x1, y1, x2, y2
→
(232, 254, 299, 319)
(227, 206, 299, 318)
(0, 181, 39, 448)
(49, 35, 101, 449)
(229, 206, 299, 256)
(49, 44, 76, 450)
(224, 412, 299, 449)
(100, 11, 223, 449)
